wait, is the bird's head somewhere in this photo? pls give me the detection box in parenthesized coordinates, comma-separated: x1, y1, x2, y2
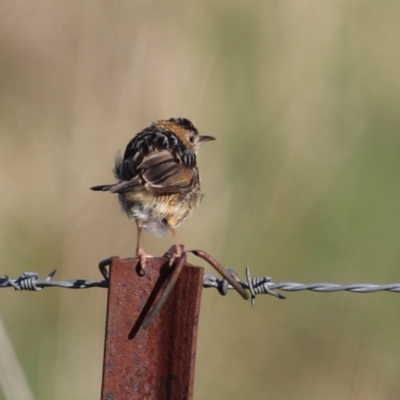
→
(155, 118, 215, 154)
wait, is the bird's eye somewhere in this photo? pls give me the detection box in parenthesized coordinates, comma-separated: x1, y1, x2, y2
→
(189, 135, 195, 144)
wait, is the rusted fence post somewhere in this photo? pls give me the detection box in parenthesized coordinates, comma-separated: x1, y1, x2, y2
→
(101, 256, 204, 400)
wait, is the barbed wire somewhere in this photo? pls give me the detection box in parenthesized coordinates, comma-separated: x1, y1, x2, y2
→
(0, 271, 108, 291)
(2, 268, 400, 306)
(204, 267, 400, 306)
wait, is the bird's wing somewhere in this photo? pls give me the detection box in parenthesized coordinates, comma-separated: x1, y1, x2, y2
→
(106, 151, 196, 194)
(139, 151, 197, 193)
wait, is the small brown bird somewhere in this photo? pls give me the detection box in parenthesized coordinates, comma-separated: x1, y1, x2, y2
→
(91, 118, 215, 272)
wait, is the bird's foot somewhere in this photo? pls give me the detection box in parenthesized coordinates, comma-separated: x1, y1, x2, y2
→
(164, 245, 184, 266)
(136, 248, 153, 276)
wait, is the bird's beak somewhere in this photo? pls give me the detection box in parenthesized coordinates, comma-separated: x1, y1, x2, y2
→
(199, 135, 216, 142)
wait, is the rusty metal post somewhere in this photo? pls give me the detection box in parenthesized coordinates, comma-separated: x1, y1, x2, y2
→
(101, 256, 204, 400)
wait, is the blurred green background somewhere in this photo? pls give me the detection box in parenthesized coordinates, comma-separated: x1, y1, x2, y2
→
(1, 1, 400, 399)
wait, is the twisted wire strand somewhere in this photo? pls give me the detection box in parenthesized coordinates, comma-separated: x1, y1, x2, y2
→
(203, 267, 400, 306)
(0, 271, 108, 291)
(2, 268, 400, 306)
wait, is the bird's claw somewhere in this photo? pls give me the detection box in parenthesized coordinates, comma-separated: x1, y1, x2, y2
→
(136, 248, 153, 276)
(168, 249, 183, 266)
(163, 244, 184, 266)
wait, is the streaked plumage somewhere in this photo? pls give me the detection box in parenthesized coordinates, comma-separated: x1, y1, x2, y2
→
(91, 118, 215, 271)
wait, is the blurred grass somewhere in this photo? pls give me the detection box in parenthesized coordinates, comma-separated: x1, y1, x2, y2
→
(1, 0, 400, 399)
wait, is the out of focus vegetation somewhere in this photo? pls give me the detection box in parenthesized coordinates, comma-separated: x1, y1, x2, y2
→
(1, 1, 400, 399)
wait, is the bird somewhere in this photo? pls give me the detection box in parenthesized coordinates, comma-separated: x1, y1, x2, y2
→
(91, 117, 215, 273)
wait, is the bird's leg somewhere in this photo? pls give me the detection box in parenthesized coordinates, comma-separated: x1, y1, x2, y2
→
(168, 225, 183, 266)
(135, 220, 151, 275)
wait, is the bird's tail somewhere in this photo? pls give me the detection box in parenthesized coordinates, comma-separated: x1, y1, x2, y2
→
(91, 180, 138, 193)
(90, 184, 115, 192)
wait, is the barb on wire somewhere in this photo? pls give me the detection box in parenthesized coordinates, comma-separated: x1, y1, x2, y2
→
(0, 270, 108, 291)
(205, 267, 400, 306)
(2, 264, 400, 307)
